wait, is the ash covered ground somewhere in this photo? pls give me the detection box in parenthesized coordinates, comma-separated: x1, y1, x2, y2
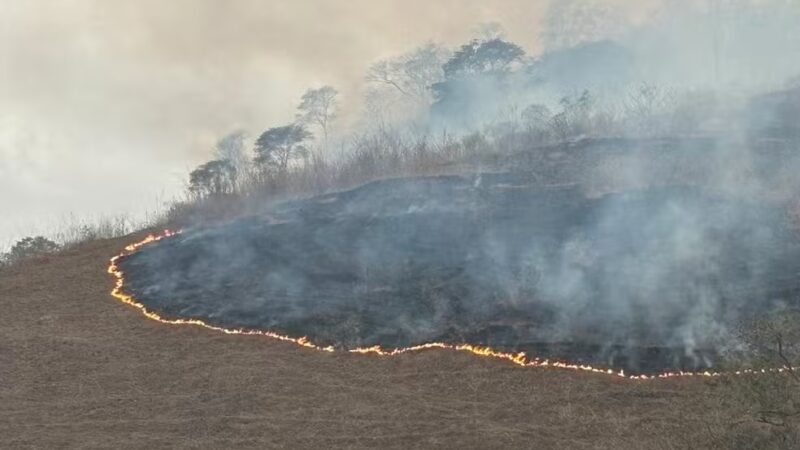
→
(120, 172, 800, 373)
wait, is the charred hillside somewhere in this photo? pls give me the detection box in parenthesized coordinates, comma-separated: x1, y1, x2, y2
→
(119, 172, 800, 374)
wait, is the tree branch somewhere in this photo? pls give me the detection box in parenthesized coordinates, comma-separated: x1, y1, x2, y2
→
(776, 333, 800, 382)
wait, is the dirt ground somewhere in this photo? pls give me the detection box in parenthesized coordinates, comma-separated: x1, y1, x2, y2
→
(1, 233, 735, 449)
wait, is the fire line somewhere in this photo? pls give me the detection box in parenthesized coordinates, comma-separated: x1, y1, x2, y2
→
(108, 230, 791, 381)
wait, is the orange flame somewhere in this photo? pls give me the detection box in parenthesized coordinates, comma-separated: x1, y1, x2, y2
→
(108, 230, 792, 381)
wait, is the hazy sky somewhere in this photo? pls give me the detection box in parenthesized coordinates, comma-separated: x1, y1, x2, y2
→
(0, 0, 658, 247)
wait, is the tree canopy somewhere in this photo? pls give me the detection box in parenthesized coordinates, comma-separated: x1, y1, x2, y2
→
(253, 124, 312, 172)
(442, 38, 525, 79)
(213, 130, 249, 172)
(366, 42, 450, 103)
(296, 86, 338, 143)
(431, 38, 526, 120)
(189, 159, 237, 198)
(2, 236, 60, 265)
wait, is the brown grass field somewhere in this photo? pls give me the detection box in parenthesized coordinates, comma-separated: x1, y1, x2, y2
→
(1, 233, 748, 449)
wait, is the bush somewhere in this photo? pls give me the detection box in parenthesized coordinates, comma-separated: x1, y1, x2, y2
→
(1, 236, 60, 266)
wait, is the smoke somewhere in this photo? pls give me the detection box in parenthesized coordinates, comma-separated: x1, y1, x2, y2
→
(7, 1, 800, 371)
(2, 0, 567, 245)
(117, 1, 800, 373)
(413, 0, 800, 131)
(6, 0, 765, 245)
(121, 167, 800, 372)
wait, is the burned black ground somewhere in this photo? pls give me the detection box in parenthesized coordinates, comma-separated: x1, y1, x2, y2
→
(120, 172, 800, 373)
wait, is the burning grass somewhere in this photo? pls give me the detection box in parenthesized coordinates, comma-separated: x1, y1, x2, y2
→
(109, 174, 800, 378)
(109, 230, 800, 383)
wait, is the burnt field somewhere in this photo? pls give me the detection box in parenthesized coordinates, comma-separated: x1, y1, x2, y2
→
(119, 173, 800, 374)
(0, 235, 724, 449)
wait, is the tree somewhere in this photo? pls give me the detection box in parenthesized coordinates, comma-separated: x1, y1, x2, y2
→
(253, 124, 312, 173)
(430, 38, 525, 120)
(296, 86, 338, 144)
(366, 42, 451, 105)
(522, 103, 553, 135)
(549, 90, 596, 141)
(213, 130, 249, 173)
(2, 236, 60, 265)
(441, 38, 525, 79)
(188, 159, 237, 198)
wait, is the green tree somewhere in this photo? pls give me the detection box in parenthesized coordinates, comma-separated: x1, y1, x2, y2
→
(441, 38, 525, 79)
(2, 236, 60, 265)
(430, 38, 525, 119)
(188, 159, 237, 198)
(253, 124, 312, 173)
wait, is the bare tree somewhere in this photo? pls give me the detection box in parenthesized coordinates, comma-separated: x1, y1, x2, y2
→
(366, 42, 451, 106)
(624, 84, 676, 136)
(213, 130, 248, 171)
(522, 103, 553, 138)
(296, 86, 338, 145)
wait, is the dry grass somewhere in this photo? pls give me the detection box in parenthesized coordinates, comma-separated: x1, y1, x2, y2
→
(1, 232, 782, 449)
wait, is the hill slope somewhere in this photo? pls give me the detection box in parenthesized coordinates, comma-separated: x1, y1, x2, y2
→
(1, 233, 740, 448)
(122, 175, 800, 374)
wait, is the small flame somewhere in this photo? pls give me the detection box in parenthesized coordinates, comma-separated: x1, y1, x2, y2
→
(108, 230, 792, 381)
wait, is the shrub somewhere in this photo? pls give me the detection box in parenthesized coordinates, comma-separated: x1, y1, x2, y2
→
(1, 236, 60, 266)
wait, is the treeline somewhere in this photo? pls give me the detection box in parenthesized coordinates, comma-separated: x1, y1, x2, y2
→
(8, 1, 799, 264)
(185, 34, 721, 208)
(182, 0, 800, 209)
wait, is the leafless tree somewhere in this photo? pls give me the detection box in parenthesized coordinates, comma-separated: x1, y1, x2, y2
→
(366, 42, 451, 106)
(213, 130, 249, 189)
(296, 86, 338, 145)
(473, 22, 506, 42)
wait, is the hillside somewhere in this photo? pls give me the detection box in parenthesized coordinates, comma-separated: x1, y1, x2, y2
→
(0, 229, 760, 449)
(121, 174, 800, 374)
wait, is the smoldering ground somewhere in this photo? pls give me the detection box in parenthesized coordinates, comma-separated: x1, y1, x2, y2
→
(111, 1, 800, 375)
(119, 165, 800, 373)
